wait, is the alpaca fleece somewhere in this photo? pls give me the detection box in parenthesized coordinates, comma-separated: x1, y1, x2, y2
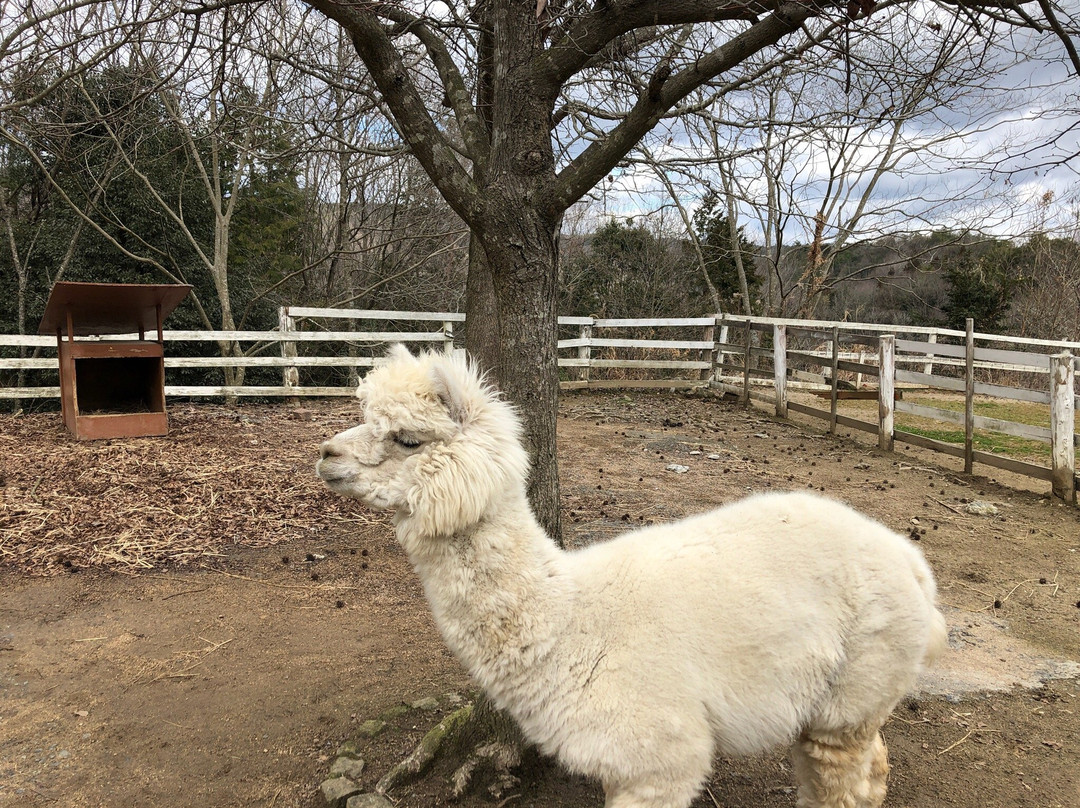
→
(317, 346, 947, 808)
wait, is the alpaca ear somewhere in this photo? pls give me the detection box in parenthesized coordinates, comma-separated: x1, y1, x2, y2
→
(429, 360, 473, 426)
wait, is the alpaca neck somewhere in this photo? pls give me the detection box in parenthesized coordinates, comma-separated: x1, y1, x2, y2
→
(399, 489, 570, 693)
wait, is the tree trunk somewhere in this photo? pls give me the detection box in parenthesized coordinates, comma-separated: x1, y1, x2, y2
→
(471, 0, 562, 543)
(463, 234, 501, 374)
(479, 212, 563, 546)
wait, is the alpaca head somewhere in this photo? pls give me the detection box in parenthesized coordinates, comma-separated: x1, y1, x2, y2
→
(317, 345, 530, 538)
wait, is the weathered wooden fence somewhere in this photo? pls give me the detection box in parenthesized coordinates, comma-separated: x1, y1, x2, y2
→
(2, 308, 1076, 502)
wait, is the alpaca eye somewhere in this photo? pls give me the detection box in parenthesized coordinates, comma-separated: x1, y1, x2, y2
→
(394, 434, 422, 449)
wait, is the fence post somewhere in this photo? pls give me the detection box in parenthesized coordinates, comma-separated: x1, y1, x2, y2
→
(718, 322, 730, 374)
(578, 320, 593, 384)
(923, 331, 938, 376)
(829, 325, 840, 434)
(700, 322, 715, 383)
(742, 319, 752, 405)
(1050, 352, 1076, 504)
(278, 307, 299, 389)
(773, 324, 787, 418)
(878, 334, 895, 451)
(442, 320, 455, 354)
(964, 317, 975, 474)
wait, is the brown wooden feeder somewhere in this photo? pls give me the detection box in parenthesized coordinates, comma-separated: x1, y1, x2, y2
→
(38, 281, 192, 440)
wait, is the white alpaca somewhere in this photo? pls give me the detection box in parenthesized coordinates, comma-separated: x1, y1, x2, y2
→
(317, 346, 947, 808)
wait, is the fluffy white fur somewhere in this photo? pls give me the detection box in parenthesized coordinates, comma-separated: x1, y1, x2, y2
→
(317, 345, 948, 808)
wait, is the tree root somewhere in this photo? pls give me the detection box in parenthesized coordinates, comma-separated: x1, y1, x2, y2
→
(373, 695, 533, 800)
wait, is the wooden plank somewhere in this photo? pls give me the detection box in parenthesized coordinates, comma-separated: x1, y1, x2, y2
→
(787, 400, 832, 421)
(699, 323, 715, 382)
(286, 307, 465, 322)
(0, 334, 55, 348)
(879, 334, 895, 451)
(896, 400, 966, 426)
(280, 307, 299, 388)
(811, 389, 891, 400)
(774, 324, 787, 418)
(713, 342, 772, 358)
(577, 322, 592, 383)
(836, 358, 879, 376)
(742, 319, 752, 404)
(707, 380, 775, 405)
(786, 327, 837, 342)
(973, 345, 1052, 368)
(2, 385, 360, 399)
(788, 350, 829, 367)
(0, 358, 55, 370)
(0, 386, 60, 398)
(837, 332, 880, 348)
(895, 369, 966, 392)
(835, 413, 879, 435)
(896, 337, 966, 359)
(894, 429, 966, 459)
(829, 326, 840, 434)
(1051, 353, 1077, 502)
(40, 329, 446, 343)
(965, 318, 975, 474)
(792, 369, 827, 385)
(165, 356, 375, 368)
(164, 385, 357, 397)
(570, 337, 715, 350)
(593, 317, 715, 327)
(972, 450, 1054, 482)
(971, 331, 1080, 353)
(561, 379, 707, 390)
(0, 355, 380, 370)
(974, 416, 1051, 443)
(973, 380, 1051, 405)
(713, 314, 962, 339)
(717, 317, 771, 334)
(557, 358, 708, 371)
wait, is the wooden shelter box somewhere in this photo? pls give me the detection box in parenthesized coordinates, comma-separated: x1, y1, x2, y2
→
(38, 282, 192, 440)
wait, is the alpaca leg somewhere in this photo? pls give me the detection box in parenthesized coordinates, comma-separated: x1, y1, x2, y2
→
(790, 725, 889, 808)
(602, 776, 703, 808)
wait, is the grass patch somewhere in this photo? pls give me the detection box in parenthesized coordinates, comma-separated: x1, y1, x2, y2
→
(895, 424, 1053, 459)
(839, 392, 1079, 463)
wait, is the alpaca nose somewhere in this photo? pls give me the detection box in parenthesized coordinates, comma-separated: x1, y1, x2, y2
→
(320, 440, 342, 460)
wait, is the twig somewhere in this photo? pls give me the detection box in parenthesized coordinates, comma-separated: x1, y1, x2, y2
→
(162, 587, 210, 601)
(938, 728, 1000, 756)
(931, 497, 963, 514)
(952, 580, 995, 599)
(937, 730, 974, 756)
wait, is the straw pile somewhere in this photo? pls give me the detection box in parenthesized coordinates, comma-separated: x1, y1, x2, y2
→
(0, 402, 381, 575)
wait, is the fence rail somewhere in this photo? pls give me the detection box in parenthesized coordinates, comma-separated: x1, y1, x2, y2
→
(2, 308, 1077, 503)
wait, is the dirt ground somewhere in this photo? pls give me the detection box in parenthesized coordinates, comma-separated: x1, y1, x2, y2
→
(2, 390, 1079, 808)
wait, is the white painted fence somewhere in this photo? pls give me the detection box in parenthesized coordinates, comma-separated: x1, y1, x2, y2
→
(2, 308, 1076, 502)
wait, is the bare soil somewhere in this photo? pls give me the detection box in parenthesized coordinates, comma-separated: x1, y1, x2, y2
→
(1, 391, 1078, 808)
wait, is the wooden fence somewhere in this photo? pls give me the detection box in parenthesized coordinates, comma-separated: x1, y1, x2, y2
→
(2, 308, 1076, 502)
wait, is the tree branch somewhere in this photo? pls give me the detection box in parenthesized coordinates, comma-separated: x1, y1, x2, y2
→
(535, 0, 774, 90)
(303, 0, 483, 226)
(377, 5, 490, 169)
(547, 3, 812, 214)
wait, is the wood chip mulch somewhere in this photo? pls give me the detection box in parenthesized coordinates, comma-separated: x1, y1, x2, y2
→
(0, 402, 380, 575)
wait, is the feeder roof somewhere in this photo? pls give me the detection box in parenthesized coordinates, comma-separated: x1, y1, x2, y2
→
(38, 282, 192, 337)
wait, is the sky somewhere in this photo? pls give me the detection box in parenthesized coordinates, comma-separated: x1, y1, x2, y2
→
(568, 18, 1080, 247)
